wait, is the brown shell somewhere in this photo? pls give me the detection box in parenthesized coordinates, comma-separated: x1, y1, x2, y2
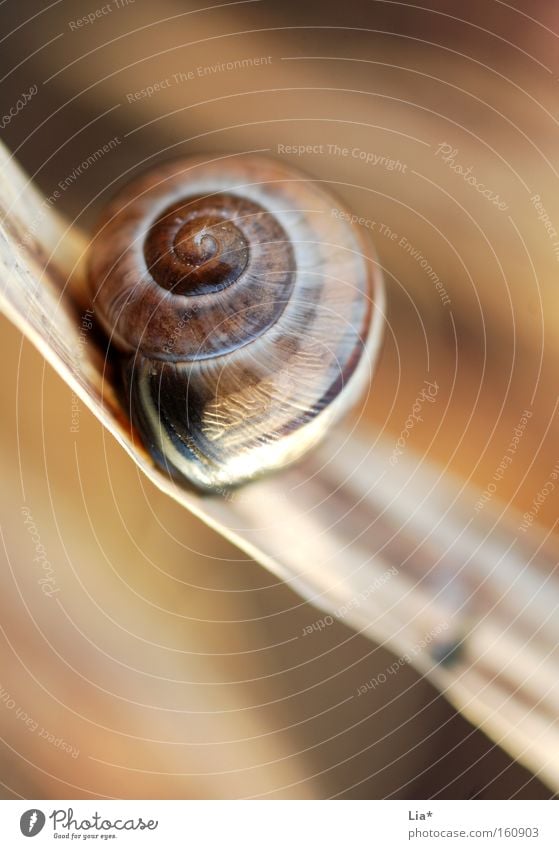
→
(87, 155, 384, 490)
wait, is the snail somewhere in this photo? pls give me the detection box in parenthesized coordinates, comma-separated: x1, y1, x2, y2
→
(87, 155, 384, 491)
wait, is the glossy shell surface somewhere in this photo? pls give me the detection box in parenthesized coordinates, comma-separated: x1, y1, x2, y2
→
(88, 155, 384, 489)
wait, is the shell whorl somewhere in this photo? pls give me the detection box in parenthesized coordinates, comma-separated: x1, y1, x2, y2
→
(88, 155, 384, 490)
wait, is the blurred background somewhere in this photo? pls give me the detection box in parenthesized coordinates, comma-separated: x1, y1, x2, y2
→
(1, 0, 558, 798)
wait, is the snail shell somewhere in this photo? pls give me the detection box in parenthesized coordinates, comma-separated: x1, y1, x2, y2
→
(88, 155, 384, 490)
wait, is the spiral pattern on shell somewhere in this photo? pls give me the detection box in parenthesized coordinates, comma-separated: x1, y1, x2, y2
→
(88, 155, 384, 490)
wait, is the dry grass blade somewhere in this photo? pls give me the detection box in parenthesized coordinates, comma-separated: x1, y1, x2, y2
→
(2, 140, 559, 792)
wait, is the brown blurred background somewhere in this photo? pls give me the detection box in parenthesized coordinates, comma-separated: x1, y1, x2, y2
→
(1, 0, 558, 798)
